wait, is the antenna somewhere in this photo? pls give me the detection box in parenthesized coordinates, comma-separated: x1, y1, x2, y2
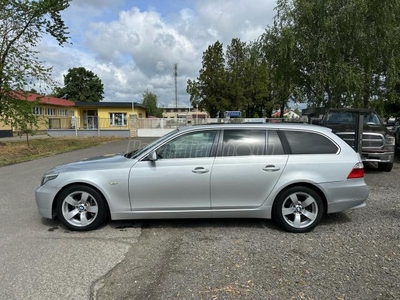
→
(174, 63, 178, 108)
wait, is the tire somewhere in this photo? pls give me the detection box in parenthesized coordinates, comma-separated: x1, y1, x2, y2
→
(57, 185, 108, 231)
(273, 186, 324, 233)
(378, 162, 393, 172)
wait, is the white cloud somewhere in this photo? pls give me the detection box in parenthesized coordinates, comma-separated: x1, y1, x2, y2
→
(38, 0, 277, 107)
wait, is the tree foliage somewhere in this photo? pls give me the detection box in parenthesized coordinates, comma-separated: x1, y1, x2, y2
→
(56, 67, 104, 102)
(275, 0, 400, 111)
(142, 90, 162, 117)
(0, 0, 70, 137)
(187, 0, 400, 117)
(188, 40, 273, 118)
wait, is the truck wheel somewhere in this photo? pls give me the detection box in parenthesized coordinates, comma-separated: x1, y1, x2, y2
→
(378, 162, 393, 172)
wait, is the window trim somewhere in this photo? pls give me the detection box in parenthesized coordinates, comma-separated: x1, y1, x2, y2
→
(32, 107, 42, 115)
(109, 112, 127, 126)
(58, 109, 67, 116)
(45, 108, 56, 116)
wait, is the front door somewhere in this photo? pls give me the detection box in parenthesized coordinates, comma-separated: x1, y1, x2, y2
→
(129, 130, 218, 211)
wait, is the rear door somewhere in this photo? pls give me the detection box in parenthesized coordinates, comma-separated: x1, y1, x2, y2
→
(210, 129, 288, 209)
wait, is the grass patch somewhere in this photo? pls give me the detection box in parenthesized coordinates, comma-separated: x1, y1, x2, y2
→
(0, 136, 126, 167)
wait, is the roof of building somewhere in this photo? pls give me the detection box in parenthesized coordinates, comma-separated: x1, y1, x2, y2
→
(11, 91, 75, 107)
(74, 101, 146, 109)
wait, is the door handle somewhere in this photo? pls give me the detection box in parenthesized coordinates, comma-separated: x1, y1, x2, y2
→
(192, 167, 209, 174)
(262, 165, 280, 172)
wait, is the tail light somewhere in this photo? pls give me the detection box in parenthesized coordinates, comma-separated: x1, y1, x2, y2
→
(347, 162, 364, 179)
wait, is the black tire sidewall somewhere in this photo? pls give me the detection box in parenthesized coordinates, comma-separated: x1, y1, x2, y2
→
(273, 186, 324, 233)
(57, 185, 107, 231)
(378, 162, 393, 172)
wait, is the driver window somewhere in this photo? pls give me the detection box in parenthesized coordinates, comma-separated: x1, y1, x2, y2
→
(157, 130, 217, 159)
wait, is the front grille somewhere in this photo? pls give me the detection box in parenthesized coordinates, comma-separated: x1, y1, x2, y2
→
(336, 132, 384, 149)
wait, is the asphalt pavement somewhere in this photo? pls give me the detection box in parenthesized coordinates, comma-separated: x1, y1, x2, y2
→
(0, 138, 151, 300)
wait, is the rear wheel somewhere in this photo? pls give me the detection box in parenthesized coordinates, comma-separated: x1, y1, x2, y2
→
(378, 162, 393, 172)
(57, 185, 108, 231)
(273, 186, 324, 233)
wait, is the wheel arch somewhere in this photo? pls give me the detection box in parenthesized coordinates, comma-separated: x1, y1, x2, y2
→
(52, 182, 111, 219)
(272, 182, 327, 217)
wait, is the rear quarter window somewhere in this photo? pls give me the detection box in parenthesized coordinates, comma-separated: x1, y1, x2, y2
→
(283, 131, 338, 154)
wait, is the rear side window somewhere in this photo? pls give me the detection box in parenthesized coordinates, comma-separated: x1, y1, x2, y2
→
(221, 129, 265, 156)
(283, 131, 338, 154)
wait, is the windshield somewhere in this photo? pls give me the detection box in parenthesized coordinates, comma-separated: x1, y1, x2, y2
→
(324, 111, 382, 125)
(125, 129, 179, 159)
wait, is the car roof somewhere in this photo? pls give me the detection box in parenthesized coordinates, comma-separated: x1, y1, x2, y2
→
(177, 123, 333, 133)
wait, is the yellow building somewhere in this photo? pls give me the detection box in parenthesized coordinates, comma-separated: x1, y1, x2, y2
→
(0, 95, 149, 137)
(0, 93, 75, 137)
(74, 102, 147, 129)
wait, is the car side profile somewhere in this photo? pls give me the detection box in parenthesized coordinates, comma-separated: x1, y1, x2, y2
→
(35, 124, 369, 233)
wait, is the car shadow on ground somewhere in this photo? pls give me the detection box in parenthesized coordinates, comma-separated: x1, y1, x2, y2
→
(110, 218, 279, 231)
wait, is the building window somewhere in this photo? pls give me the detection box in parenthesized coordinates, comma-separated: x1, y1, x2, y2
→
(32, 107, 42, 115)
(45, 108, 56, 116)
(69, 110, 74, 117)
(109, 113, 127, 126)
(139, 113, 143, 118)
(58, 109, 67, 116)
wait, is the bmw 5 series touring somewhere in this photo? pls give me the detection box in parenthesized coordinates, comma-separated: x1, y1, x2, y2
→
(35, 124, 369, 233)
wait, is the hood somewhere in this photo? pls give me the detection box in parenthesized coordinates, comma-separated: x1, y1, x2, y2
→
(47, 153, 129, 174)
(327, 123, 391, 134)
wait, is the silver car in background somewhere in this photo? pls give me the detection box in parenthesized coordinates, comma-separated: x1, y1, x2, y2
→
(35, 124, 369, 233)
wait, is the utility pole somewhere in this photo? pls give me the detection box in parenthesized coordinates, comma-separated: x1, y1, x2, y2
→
(174, 63, 178, 108)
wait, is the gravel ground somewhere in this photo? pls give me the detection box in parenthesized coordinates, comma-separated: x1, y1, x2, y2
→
(94, 160, 400, 300)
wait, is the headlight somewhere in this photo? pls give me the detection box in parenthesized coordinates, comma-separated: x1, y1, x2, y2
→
(41, 173, 59, 186)
(385, 134, 395, 146)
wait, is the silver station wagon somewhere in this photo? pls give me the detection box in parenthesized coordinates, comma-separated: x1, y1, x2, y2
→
(35, 124, 369, 233)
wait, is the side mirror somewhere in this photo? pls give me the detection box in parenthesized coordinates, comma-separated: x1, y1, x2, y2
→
(147, 151, 158, 161)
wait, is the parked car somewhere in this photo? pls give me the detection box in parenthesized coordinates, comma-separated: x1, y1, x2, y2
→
(315, 108, 395, 172)
(35, 124, 369, 233)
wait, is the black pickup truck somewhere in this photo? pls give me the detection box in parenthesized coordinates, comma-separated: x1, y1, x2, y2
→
(316, 108, 395, 172)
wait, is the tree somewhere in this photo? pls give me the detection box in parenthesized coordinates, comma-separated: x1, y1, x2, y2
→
(0, 0, 70, 142)
(225, 38, 247, 111)
(57, 67, 104, 102)
(142, 90, 162, 117)
(242, 42, 271, 117)
(274, 0, 400, 110)
(189, 41, 228, 117)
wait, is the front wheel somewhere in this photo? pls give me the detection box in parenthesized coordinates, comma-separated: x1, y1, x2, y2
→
(57, 185, 108, 231)
(378, 162, 393, 172)
(273, 186, 324, 233)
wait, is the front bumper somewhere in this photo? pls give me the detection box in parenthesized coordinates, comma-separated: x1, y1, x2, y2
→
(35, 185, 61, 219)
(361, 151, 394, 163)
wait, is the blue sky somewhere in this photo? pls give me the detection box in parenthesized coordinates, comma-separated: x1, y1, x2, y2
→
(37, 0, 277, 107)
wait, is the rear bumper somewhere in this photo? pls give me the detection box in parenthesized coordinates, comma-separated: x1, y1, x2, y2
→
(318, 179, 369, 214)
